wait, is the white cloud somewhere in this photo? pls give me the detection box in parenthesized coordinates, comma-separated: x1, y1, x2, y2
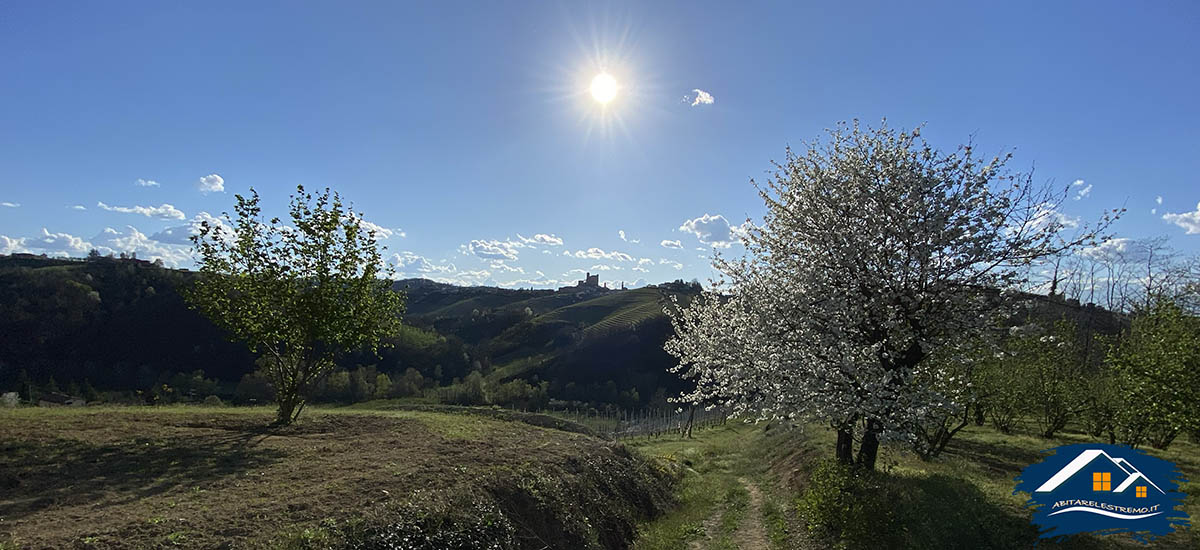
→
(1081, 238, 1153, 264)
(69, 205, 86, 211)
(659, 259, 684, 270)
(489, 261, 525, 274)
(679, 213, 743, 247)
(93, 226, 194, 266)
(197, 174, 225, 194)
(569, 247, 634, 262)
(1, 202, 19, 208)
(1073, 184, 1092, 200)
(660, 239, 683, 249)
(1163, 202, 1200, 235)
(97, 201, 186, 220)
(135, 178, 160, 187)
(390, 251, 496, 286)
(26, 228, 95, 256)
(589, 264, 621, 271)
(150, 212, 229, 244)
(1072, 179, 1086, 186)
(357, 218, 403, 239)
(518, 233, 563, 246)
(1, 235, 27, 254)
(1156, 196, 1163, 205)
(618, 230, 640, 244)
(466, 239, 521, 261)
(687, 89, 715, 107)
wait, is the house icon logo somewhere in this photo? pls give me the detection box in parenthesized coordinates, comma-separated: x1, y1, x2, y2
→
(1014, 443, 1189, 542)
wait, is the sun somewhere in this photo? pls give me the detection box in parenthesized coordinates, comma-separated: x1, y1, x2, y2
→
(590, 73, 617, 104)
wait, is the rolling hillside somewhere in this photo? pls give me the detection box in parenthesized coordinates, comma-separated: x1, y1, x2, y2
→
(0, 255, 700, 408)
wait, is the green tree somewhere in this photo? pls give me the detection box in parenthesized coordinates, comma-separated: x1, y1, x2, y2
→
(374, 373, 392, 399)
(187, 186, 404, 424)
(1107, 299, 1200, 449)
(1009, 320, 1089, 438)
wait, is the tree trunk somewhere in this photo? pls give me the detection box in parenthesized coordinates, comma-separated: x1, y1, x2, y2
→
(836, 426, 854, 465)
(685, 405, 696, 439)
(275, 397, 297, 426)
(857, 419, 881, 470)
(973, 403, 985, 426)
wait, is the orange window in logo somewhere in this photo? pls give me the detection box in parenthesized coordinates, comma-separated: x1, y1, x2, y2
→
(1092, 472, 1111, 491)
(1136, 486, 1147, 498)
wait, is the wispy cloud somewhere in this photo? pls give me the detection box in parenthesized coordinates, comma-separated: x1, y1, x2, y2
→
(97, 201, 186, 220)
(1072, 179, 1092, 200)
(1, 202, 19, 208)
(69, 205, 86, 211)
(197, 174, 224, 194)
(618, 230, 640, 244)
(660, 239, 683, 249)
(569, 247, 634, 262)
(1163, 202, 1200, 235)
(518, 233, 563, 246)
(686, 89, 715, 107)
(135, 178, 160, 187)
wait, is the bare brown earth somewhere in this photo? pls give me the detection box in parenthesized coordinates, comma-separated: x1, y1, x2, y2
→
(0, 407, 671, 549)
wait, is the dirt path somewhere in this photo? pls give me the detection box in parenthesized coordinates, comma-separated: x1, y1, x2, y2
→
(733, 478, 771, 550)
(688, 505, 725, 550)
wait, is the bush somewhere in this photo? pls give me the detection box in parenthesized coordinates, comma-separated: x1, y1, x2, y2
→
(799, 460, 901, 549)
(202, 395, 224, 407)
(799, 459, 1036, 549)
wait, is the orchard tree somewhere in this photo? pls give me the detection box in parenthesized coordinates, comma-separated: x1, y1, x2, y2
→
(1005, 320, 1090, 438)
(1107, 299, 1200, 449)
(188, 186, 404, 425)
(665, 121, 1116, 469)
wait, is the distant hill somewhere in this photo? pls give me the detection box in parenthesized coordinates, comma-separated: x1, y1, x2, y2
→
(0, 254, 1125, 408)
(0, 254, 701, 407)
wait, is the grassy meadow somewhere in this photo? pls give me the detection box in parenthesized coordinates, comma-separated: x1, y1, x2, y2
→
(0, 405, 674, 550)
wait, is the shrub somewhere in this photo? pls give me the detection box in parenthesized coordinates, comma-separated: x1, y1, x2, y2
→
(799, 460, 901, 549)
(202, 395, 223, 407)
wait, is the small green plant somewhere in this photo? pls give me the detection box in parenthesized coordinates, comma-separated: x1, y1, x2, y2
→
(165, 531, 188, 545)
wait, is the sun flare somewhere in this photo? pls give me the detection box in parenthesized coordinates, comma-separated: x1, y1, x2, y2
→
(590, 73, 617, 104)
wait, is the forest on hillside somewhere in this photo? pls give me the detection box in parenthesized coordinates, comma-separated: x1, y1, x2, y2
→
(0, 254, 701, 409)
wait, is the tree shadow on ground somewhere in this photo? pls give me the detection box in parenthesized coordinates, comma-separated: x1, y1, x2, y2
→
(0, 428, 285, 520)
(941, 436, 1045, 476)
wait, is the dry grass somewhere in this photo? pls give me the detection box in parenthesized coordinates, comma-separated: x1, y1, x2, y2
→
(0, 405, 668, 549)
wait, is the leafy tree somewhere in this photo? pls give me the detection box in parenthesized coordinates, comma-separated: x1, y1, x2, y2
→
(666, 121, 1114, 469)
(1107, 299, 1200, 449)
(1008, 320, 1089, 438)
(374, 372, 393, 399)
(188, 186, 404, 424)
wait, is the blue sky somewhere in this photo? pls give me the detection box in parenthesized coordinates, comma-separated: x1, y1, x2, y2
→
(2, 1, 1198, 288)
